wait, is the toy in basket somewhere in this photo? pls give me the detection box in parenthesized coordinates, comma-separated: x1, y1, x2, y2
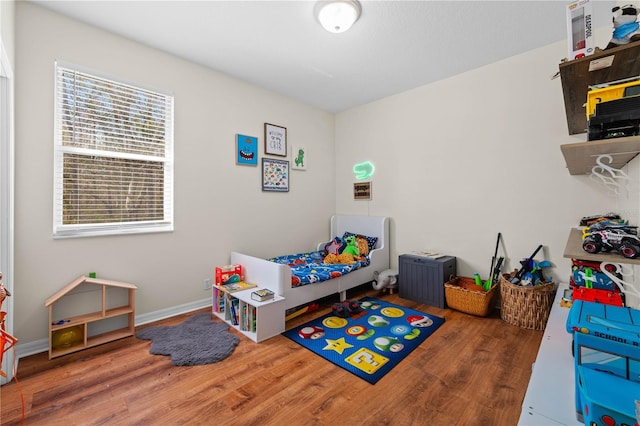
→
(444, 276, 498, 317)
(500, 271, 556, 330)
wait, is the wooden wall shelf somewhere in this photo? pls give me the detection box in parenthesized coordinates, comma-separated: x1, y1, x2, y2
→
(563, 228, 640, 265)
(559, 41, 640, 135)
(560, 135, 640, 175)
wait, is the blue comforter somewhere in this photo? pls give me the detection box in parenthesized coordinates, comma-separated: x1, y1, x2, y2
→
(267, 250, 370, 287)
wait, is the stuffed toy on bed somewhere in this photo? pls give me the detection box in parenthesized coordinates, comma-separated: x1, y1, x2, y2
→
(323, 253, 357, 264)
(342, 236, 360, 256)
(322, 234, 372, 265)
(355, 236, 369, 257)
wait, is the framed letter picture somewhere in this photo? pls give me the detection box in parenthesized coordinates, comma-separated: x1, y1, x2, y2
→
(236, 134, 258, 166)
(262, 158, 289, 192)
(354, 182, 372, 200)
(264, 123, 287, 157)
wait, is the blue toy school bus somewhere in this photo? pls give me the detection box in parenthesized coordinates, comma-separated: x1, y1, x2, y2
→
(566, 300, 640, 426)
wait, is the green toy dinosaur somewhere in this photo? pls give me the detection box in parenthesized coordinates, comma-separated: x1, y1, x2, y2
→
(342, 235, 360, 256)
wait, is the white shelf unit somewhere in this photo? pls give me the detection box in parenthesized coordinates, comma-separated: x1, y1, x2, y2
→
(212, 286, 285, 343)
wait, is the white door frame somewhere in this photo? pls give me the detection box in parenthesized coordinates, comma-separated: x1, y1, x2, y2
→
(0, 34, 16, 385)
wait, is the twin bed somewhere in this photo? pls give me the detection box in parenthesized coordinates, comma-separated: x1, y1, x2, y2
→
(230, 215, 390, 311)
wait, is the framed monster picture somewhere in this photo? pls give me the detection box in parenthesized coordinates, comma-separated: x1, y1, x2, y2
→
(236, 134, 258, 166)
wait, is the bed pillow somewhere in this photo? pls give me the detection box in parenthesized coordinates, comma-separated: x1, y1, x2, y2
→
(342, 232, 378, 252)
(323, 237, 346, 255)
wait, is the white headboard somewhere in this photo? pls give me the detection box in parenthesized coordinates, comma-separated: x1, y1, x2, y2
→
(331, 215, 388, 249)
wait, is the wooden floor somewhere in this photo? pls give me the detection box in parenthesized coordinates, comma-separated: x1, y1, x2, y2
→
(1, 286, 543, 425)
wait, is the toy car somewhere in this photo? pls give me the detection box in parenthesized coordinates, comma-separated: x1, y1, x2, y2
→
(581, 224, 640, 258)
(579, 212, 621, 226)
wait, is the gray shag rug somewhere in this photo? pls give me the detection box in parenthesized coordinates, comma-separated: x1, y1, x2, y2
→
(137, 312, 239, 366)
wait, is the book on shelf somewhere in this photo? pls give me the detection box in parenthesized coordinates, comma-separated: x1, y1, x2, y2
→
(228, 297, 239, 326)
(251, 288, 275, 302)
(217, 280, 257, 293)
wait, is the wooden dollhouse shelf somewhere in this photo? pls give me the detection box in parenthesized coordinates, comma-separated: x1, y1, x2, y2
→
(45, 275, 137, 359)
(563, 227, 640, 265)
(560, 135, 640, 175)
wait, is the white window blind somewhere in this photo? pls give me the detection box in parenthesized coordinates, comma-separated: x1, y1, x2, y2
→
(53, 62, 174, 238)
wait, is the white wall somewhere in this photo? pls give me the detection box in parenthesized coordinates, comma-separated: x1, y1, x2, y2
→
(334, 29, 639, 284)
(14, 2, 335, 344)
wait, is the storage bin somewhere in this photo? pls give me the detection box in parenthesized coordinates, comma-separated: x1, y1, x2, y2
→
(500, 272, 556, 330)
(399, 254, 456, 308)
(444, 276, 497, 317)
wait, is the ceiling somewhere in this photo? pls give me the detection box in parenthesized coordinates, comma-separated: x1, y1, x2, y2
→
(29, 0, 617, 112)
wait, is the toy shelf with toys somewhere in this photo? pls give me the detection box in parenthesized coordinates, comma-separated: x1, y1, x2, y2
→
(45, 275, 137, 359)
(212, 264, 284, 343)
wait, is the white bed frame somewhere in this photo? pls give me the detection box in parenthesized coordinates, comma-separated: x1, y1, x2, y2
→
(231, 215, 390, 311)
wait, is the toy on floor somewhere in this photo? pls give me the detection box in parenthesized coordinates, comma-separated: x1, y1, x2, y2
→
(331, 300, 363, 318)
(605, 4, 640, 49)
(372, 269, 399, 294)
(285, 303, 319, 321)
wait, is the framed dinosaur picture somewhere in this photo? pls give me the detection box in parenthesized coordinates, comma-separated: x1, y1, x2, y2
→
(291, 145, 307, 170)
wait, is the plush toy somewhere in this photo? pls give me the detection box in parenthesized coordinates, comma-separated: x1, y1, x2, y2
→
(342, 235, 360, 256)
(606, 4, 640, 49)
(323, 253, 357, 264)
(372, 269, 399, 293)
(355, 236, 369, 257)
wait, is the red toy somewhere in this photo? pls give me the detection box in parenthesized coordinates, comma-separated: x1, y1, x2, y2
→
(215, 264, 243, 286)
(569, 259, 625, 307)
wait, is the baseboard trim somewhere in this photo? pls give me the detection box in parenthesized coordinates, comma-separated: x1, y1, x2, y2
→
(16, 298, 211, 358)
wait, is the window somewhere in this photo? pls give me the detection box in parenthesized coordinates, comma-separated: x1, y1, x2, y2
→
(53, 62, 173, 238)
(579, 345, 639, 381)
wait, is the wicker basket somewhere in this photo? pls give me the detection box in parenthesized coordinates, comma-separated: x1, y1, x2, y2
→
(500, 272, 556, 330)
(444, 276, 497, 317)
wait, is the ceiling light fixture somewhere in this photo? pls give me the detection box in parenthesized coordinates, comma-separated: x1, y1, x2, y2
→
(316, 0, 361, 34)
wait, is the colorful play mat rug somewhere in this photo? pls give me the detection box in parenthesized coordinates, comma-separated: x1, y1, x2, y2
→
(282, 297, 445, 384)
